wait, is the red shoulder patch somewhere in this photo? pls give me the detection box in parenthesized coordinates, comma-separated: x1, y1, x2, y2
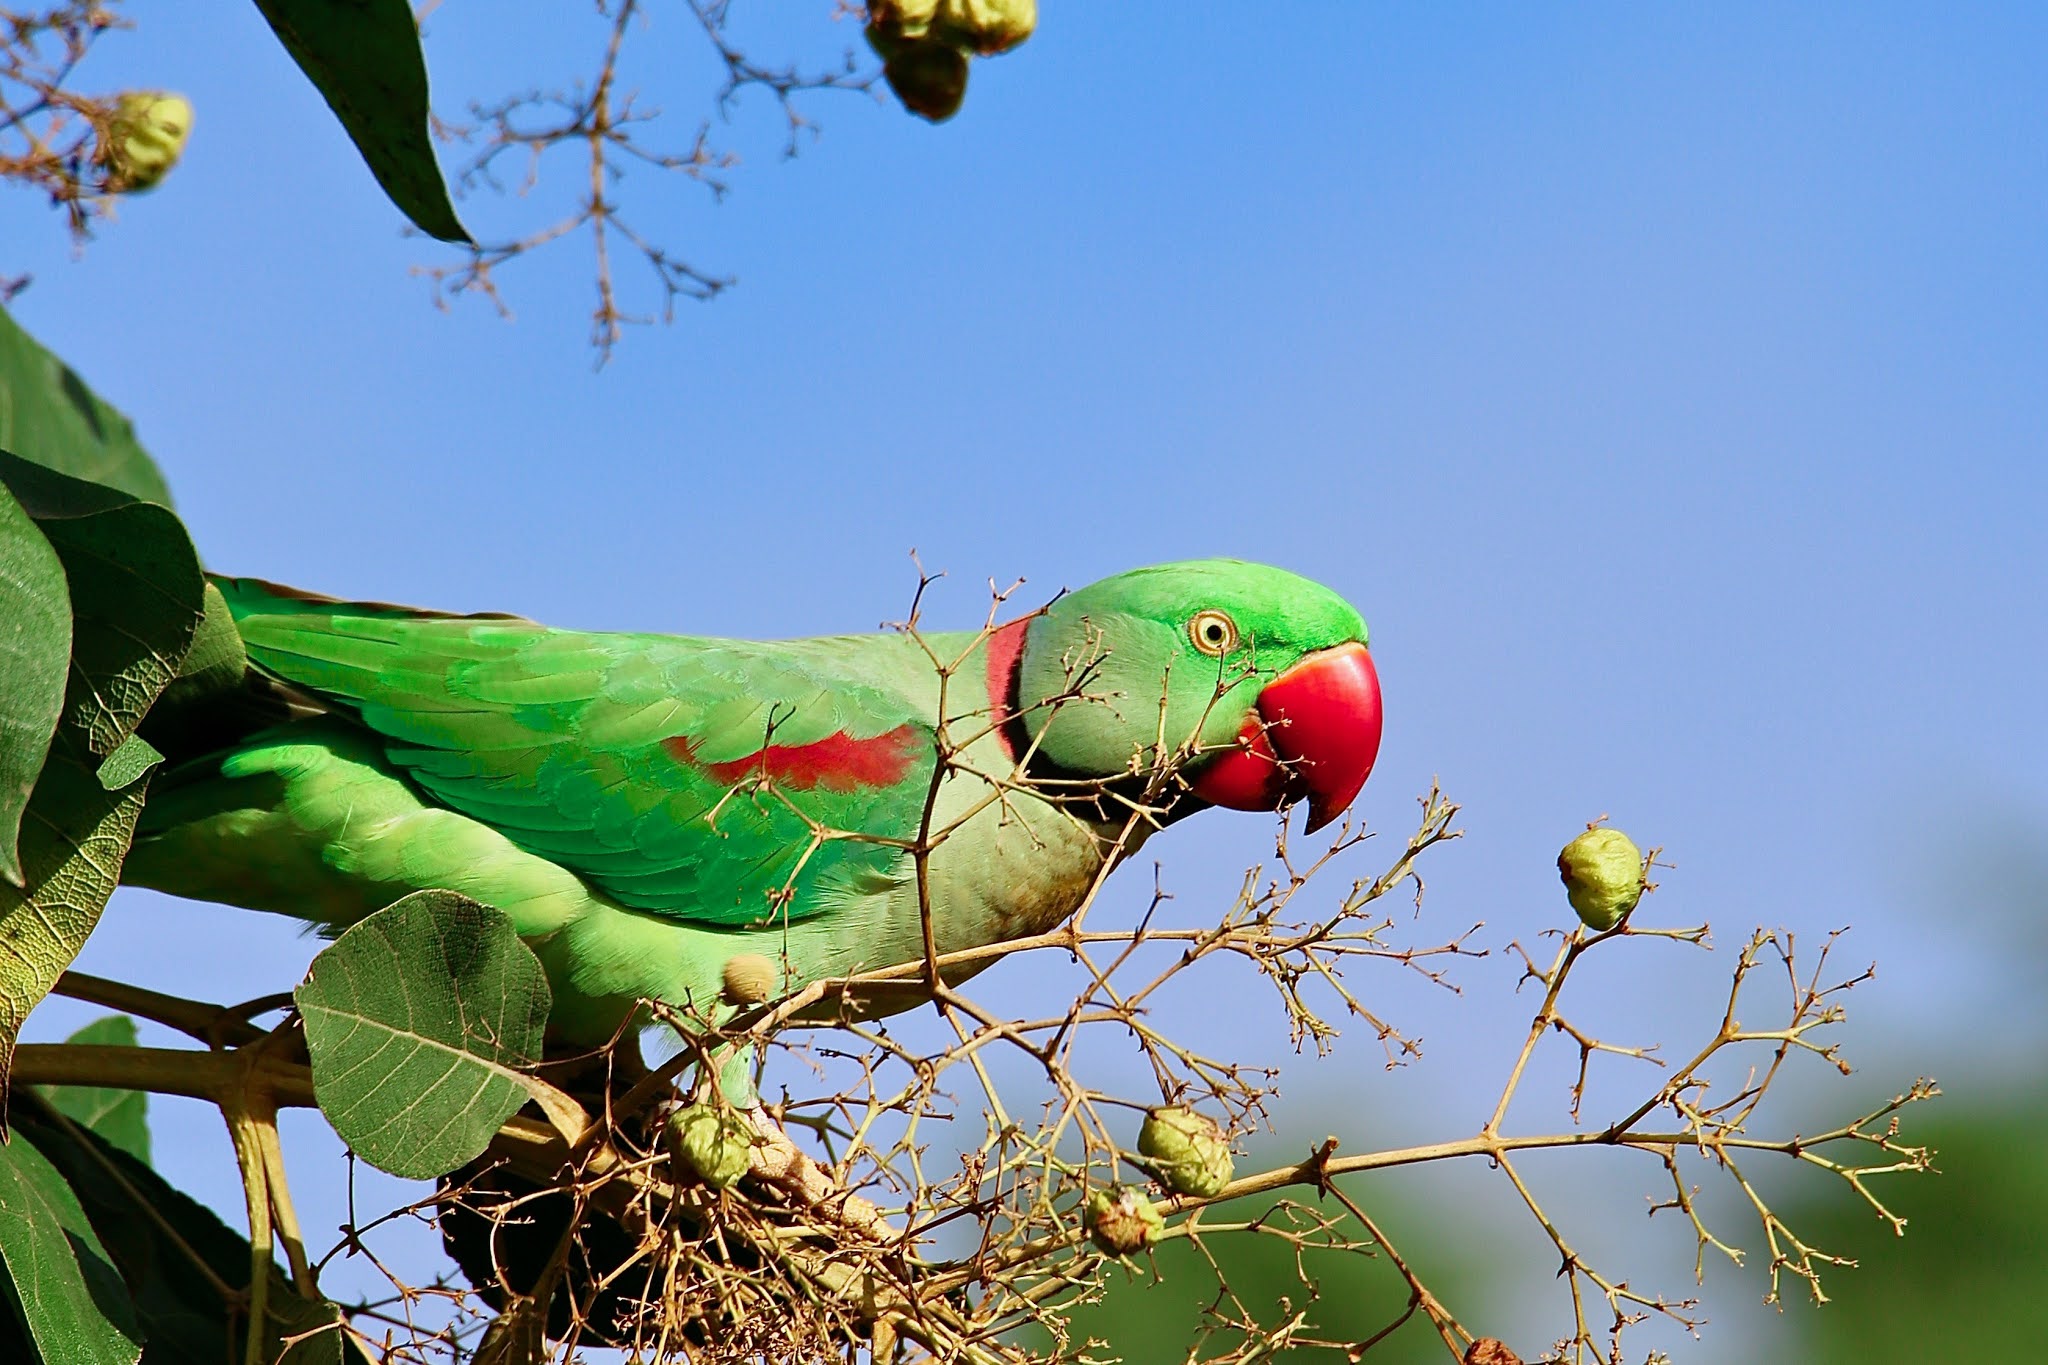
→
(983, 615, 1031, 763)
(665, 725, 923, 793)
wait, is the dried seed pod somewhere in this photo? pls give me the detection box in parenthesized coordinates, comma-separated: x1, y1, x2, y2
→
(667, 1104, 753, 1190)
(1557, 825, 1645, 930)
(721, 953, 777, 1007)
(102, 91, 193, 192)
(1464, 1339, 1526, 1365)
(1137, 1106, 1233, 1197)
(1084, 1184, 1163, 1256)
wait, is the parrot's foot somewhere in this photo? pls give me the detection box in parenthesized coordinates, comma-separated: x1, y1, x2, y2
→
(741, 1106, 894, 1243)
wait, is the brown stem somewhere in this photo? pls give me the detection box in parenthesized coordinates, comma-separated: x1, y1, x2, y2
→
(52, 970, 267, 1047)
(221, 1093, 273, 1365)
(7, 1043, 317, 1107)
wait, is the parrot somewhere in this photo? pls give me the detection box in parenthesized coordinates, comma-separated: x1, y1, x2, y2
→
(122, 559, 1383, 1045)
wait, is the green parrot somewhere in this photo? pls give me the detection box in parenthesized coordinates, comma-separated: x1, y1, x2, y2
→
(124, 559, 1382, 1044)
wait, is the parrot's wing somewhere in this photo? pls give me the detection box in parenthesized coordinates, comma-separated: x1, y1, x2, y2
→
(218, 578, 936, 926)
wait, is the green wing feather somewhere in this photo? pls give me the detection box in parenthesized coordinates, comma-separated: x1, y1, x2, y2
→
(215, 577, 940, 926)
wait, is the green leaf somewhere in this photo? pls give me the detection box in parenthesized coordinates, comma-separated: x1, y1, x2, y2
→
(38, 1016, 150, 1165)
(0, 453, 204, 757)
(0, 307, 174, 506)
(0, 755, 148, 1132)
(271, 1295, 360, 1365)
(14, 1106, 373, 1365)
(0, 453, 204, 1125)
(95, 736, 163, 794)
(152, 581, 246, 713)
(297, 890, 551, 1179)
(0, 1124, 143, 1365)
(0, 487, 68, 887)
(137, 581, 252, 765)
(251, 0, 472, 244)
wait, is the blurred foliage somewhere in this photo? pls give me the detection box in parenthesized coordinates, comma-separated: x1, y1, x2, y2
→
(1768, 823, 2048, 1360)
(39, 1014, 150, 1164)
(1040, 1087, 2048, 1364)
(0, 306, 172, 505)
(1026, 1177, 1495, 1364)
(1778, 1084, 2048, 1362)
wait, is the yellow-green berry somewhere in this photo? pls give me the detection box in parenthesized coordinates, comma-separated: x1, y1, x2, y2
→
(1137, 1106, 1233, 1197)
(1557, 826, 1644, 931)
(103, 91, 192, 192)
(1084, 1185, 1162, 1256)
(867, 0, 942, 43)
(933, 0, 1036, 55)
(667, 1104, 753, 1190)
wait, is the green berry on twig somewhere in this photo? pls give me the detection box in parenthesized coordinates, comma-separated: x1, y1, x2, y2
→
(102, 91, 192, 193)
(1137, 1105, 1234, 1197)
(1083, 1185, 1162, 1256)
(932, 0, 1036, 56)
(666, 1103, 753, 1190)
(1557, 824, 1645, 931)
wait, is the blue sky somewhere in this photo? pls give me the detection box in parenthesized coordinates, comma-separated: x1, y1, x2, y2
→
(8, 3, 2045, 1358)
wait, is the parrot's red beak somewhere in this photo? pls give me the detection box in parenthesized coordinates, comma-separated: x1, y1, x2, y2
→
(1188, 643, 1383, 833)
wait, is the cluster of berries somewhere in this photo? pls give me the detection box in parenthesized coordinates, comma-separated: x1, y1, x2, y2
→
(866, 0, 1035, 122)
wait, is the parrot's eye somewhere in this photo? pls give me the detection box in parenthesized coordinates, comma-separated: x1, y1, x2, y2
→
(1188, 610, 1240, 657)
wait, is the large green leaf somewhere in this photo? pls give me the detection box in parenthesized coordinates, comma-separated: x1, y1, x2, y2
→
(0, 487, 68, 887)
(150, 581, 247, 716)
(135, 581, 253, 770)
(14, 1106, 371, 1365)
(296, 890, 551, 1179)
(0, 1123, 143, 1365)
(0, 752, 149, 1128)
(0, 307, 173, 506)
(38, 1016, 150, 1165)
(0, 453, 204, 1123)
(0, 454, 205, 756)
(252, 0, 472, 244)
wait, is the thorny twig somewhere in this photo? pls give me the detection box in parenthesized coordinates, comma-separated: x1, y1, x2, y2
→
(418, 0, 875, 363)
(3, 4, 881, 351)
(0, 0, 133, 259)
(8, 575, 1935, 1364)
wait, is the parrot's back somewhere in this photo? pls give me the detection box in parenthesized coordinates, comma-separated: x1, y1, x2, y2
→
(125, 577, 1121, 1037)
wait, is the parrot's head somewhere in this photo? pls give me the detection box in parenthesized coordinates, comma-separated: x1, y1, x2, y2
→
(1003, 560, 1382, 832)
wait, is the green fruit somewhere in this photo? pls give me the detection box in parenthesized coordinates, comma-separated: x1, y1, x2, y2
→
(1557, 826, 1644, 930)
(103, 91, 192, 193)
(1137, 1106, 1233, 1197)
(933, 0, 1036, 56)
(1084, 1185, 1162, 1257)
(879, 38, 970, 122)
(667, 1104, 753, 1190)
